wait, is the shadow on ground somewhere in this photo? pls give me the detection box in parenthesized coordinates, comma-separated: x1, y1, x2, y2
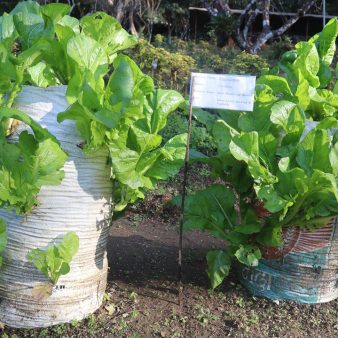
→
(107, 219, 226, 288)
(107, 234, 213, 286)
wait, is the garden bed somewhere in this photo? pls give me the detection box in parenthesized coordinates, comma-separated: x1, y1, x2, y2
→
(2, 167, 338, 337)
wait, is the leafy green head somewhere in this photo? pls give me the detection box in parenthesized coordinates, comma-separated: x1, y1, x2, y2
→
(0, 108, 67, 213)
(184, 19, 338, 288)
(277, 18, 338, 120)
(0, 1, 187, 215)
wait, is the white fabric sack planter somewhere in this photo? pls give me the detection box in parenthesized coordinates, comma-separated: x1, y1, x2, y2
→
(0, 86, 112, 328)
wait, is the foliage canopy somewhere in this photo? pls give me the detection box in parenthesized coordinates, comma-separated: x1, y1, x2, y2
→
(184, 18, 338, 288)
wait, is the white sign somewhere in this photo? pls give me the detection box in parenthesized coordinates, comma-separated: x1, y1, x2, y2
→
(190, 73, 256, 111)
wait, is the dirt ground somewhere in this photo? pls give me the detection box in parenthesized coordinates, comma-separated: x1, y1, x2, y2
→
(2, 168, 338, 338)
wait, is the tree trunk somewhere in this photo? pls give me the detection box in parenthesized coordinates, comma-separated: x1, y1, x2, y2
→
(236, 0, 257, 50)
(249, 0, 317, 53)
(204, 0, 318, 53)
(115, 0, 127, 22)
(203, 0, 231, 16)
(129, 9, 139, 36)
(261, 0, 270, 33)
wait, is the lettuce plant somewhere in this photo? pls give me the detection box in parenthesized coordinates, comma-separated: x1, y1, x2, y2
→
(0, 1, 186, 212)
(0, 2, 186, 280)
(58, 54, 186, 211)
(27, 232, 79, 285)
(0, 108, 67, 213)
(184, 19, 338, 289)
(272, 18, 338, 121)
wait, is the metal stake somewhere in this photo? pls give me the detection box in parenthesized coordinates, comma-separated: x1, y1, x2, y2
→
(178, 76, 195, 308)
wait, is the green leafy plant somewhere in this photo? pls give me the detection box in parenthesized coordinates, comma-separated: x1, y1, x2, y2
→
(127, 38, 196, 93)
(0, 1, 186, 272)
(3, 2, 186, 213)
(184, 18, 338, 289)
(0, 108, 67, 213)
(27, 231, 79, 285)
(0, 2, 75, 216)
(57, 53, 187, 212)
(161, 109, 216, 156)
(275, 18, 338, 121)
(127, 36, 272, 94)
(228, 51, 270, 75)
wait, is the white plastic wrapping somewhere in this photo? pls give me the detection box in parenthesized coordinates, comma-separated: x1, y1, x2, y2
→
(0, 86, 112, 328)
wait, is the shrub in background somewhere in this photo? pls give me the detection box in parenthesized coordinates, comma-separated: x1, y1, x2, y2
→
(126, 39, 196, 94)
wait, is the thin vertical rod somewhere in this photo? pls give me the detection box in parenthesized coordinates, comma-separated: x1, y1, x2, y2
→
(178, 76, 195, 305)
(323, 0, 326, 28)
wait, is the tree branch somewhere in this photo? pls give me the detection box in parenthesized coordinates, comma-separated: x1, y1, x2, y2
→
(67, 0, 76, 15)
(204, 0, 318, 54)
(204, 0, 231, 17)
(249, 0, 317, 53)
(236, 0, 257, 50)
(273, 0, 317, 36)
(243, 8, 259, 43)
(260, 0, 271, 32)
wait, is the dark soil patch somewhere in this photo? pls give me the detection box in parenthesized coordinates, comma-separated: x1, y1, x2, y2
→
(3, 166, 338, 337)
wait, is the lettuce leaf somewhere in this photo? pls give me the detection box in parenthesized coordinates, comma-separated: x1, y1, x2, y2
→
(0, 108, 67, 213)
